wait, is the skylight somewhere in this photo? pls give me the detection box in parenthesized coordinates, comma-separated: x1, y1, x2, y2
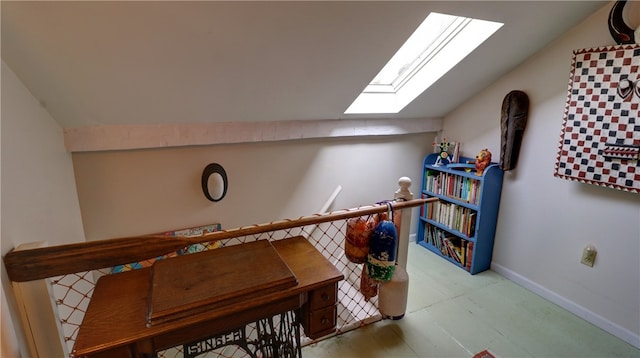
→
(344, 12, 503, 114)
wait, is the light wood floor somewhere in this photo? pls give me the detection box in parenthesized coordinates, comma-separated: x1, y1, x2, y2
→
(302, 244, 640, 358)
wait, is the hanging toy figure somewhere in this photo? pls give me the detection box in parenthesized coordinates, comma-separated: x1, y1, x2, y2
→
(366, 202, 398, 282)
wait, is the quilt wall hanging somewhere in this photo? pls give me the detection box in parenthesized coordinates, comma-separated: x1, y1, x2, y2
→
(554, 44, 639, 193)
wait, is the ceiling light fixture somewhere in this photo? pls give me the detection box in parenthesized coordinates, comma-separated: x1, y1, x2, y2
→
(345, 12, 503, 114)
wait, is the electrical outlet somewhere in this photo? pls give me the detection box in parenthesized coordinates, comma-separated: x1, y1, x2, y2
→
(581, 245, 597, 267)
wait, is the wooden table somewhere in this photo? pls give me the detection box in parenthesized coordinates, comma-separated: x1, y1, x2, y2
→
(72, 236, 343, 358)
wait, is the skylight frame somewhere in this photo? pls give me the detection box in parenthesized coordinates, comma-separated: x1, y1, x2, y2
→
(344, 12, 503, 115)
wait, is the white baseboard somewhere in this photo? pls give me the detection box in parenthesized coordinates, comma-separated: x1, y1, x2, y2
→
(491, 262, 640, 349)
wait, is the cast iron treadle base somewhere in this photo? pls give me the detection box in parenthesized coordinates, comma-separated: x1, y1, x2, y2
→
(182, 310, 301, 358)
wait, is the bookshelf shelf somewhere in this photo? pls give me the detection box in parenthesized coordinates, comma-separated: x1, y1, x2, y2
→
(416, 153, 503, 274)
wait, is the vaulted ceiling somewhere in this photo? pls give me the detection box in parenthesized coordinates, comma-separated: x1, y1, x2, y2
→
(2, 1, 609, 149)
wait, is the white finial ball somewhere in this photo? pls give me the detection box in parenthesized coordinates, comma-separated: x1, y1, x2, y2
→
(398, 177, 411, 189)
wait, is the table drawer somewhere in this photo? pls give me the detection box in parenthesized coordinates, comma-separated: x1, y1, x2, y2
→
(308, 283, 337, 310)
(305, 305, 337, 339)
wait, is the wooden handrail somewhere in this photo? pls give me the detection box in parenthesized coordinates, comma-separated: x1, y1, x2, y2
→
(3, 198, 435, 282)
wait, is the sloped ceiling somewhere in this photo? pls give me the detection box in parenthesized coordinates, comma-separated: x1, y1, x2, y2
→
(1, 1, 609, 150)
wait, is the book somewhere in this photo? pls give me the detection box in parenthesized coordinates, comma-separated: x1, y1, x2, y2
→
(443, 238, 459, 262)
(467, 212, 477, 237)
(446, 238, 458, 263)
(466, 242, 474, 271)
(451, 142, 460, 163)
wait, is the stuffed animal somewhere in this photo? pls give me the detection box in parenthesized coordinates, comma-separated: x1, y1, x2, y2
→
(475, 149, 492, 176)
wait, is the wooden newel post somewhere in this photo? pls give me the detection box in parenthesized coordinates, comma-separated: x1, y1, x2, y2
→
(378, 176, 414, 320)
(394, 176, 413, 269)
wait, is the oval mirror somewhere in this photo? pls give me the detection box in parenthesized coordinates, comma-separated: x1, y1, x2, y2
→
(202, 163, 228, 202)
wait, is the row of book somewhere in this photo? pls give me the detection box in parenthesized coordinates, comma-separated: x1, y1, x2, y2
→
(424, 170, 482, 205)
(424, 224, 474, 271)
(421, 198, 477, 237)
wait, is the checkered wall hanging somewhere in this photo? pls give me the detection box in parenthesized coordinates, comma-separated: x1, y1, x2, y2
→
(554, 44, 640, 193)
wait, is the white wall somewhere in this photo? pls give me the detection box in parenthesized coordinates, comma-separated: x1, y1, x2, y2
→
(443, 3, 639, 348)
(72, 135, 433, 241)
(1, 61, 86, 356)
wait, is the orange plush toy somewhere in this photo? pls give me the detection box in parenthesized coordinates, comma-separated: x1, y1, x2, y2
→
(475, 149, 492, 176)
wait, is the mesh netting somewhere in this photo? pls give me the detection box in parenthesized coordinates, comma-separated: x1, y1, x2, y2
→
(51, 214, 384, 357)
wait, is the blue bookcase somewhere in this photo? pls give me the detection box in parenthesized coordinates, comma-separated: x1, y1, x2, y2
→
(416, 153, 503, 274)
